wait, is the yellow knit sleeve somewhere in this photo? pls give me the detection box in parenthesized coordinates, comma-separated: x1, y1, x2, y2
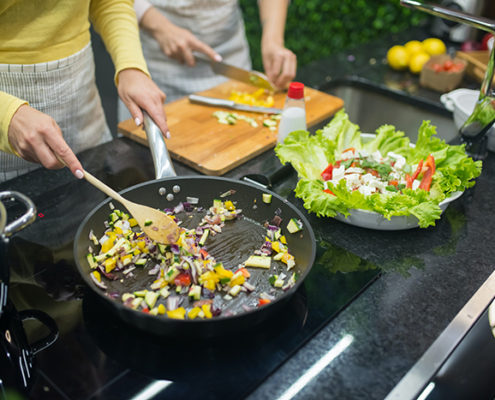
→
(89, 0, 150, 85)
(0, 91, 27, 155)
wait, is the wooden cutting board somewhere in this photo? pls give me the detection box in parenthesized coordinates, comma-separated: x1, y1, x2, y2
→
(456, 50, 495, 84)
(118, 80, 343, 175)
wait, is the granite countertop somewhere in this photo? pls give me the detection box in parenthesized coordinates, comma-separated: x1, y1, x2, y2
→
(2, 30, 494, 400)
(246, 32, 495, 399)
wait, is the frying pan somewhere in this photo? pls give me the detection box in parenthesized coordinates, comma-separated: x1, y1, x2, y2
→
(74, 114, 316, 337)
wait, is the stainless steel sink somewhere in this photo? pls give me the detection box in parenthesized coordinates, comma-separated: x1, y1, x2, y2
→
(322, 79, 458, 143)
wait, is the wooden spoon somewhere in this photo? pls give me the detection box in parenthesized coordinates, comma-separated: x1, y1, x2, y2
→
(83, 170, 180, 244)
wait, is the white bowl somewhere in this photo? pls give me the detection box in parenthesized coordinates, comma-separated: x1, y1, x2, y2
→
(334, 191, 463, 230)
(332, 133, 463, 230)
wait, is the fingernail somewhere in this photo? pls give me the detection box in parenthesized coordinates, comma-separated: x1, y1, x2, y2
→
(134, 117, 142, 126)
(75, 169, 84, 179)
(165, 131, 171, 139)
(214, 54, 223, 62)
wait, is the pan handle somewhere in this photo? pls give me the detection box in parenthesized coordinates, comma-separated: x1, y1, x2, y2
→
(142, 111, 177, 179)
(0, 191, 36, 239)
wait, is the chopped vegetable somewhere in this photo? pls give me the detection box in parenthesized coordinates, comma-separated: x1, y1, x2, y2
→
(244, 255, 271, 269)
(287, 218, 303, 233)
(262, 193, 272, 204)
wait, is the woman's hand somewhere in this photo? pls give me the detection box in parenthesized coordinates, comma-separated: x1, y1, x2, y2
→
(141, 7, 221, 66)
(261, 41, 297, 90)
(117, 68, 169, 137)
(8, 105, 84, 179)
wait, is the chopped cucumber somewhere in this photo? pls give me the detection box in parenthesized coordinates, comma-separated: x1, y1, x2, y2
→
(244, 255, 271, 269)
(287, 218, 303, 233)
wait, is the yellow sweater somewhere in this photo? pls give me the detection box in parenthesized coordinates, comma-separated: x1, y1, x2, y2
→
(0, 0, 149, 154)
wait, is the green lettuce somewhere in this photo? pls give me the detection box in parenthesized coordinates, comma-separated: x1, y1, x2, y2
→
(274, 109, 482, 228)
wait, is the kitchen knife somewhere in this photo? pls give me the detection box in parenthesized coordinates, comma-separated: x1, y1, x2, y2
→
(196, 54, 275, 91)
(188, 94, 282, 114)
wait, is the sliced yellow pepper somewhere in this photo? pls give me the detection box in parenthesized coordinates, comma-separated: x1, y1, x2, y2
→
(104, 257, 117, 273)
(188, 306, 202, 320)
(167, 307, 186, 319)
(157, 304, 166, 315)
(202, 304, 212, 319)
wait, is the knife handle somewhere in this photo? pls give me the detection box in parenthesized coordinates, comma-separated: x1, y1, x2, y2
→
(189, 94, 235, 109)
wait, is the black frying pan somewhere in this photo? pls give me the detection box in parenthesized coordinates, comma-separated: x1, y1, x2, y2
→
(74, 114, 316, 337)
(74, 176, 316, 337)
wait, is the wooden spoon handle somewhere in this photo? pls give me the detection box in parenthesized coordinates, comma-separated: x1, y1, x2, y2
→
(83, 170, 128, 205)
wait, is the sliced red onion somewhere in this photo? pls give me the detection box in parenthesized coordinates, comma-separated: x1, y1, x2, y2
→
(170, 244, 180, 254)
(243, 282, 255, 292)
(173, 202, 185, 214)
(166, 295, 182, 311)
(242, 304, 253, 312)
(192, 299, 213, 307)
(90, 273, 107, 290)
(271, 215, 282, 227)
(148, 264, 160, 275)
(123, 266, 136, 275)
(107, 291, 120, 299)
(97, 266, 118, 280)
(182, 202, 194, 212)
(223, 310, 235, 317)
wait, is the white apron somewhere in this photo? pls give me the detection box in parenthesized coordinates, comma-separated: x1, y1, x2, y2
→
(0, 43, 112, 182)
(118, 0, 251, 122)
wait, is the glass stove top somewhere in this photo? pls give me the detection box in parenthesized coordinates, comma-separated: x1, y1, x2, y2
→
(1, 140, 381, 400)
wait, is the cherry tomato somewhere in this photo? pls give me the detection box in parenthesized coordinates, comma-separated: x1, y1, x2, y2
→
(432, 63, 443, 73)
(443, 60, 454, 71)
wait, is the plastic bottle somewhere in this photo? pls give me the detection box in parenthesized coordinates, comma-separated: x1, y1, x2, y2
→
(277, 82, 307, 144)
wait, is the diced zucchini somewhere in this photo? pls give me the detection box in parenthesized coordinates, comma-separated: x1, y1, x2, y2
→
(188, 285, 202, 301)
(262, 193, 272, 204)
(86, 253, 97, 269)
(157, 244, 167, 255)
(244, 255, 271, 269)
(135, 258, 147, 266)
(122, 293, 134, 302)
(130, 297, 143, 310)
(145, 291, 159, 308)
(159, 287, 170, 299)
(228, 285, 242, 297)
(144, 219, 153, 226)
(133, 290, 147, 297)
(287, 218, 303, 233)
(199, 229, 210, 246)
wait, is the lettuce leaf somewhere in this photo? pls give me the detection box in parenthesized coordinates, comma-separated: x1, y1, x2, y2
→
(277, 109, 482, 228)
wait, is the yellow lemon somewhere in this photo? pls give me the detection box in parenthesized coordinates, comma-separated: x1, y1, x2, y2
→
(387, 45, 409, 70)
(409, 52, 430, 74)
(404, 40, 424, 57)
(422, 38, 447, 56)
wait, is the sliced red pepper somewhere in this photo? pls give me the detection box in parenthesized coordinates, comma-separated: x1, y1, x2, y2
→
(142, 307, 149, 314)
(199, 248, 209, 259)
(411, 159, 424, 181)
(425, 154, 435, 175)
(405, 174, 413, 189)
(258, 298, 271, 307)
(419, 168, 433, 191)
(389, 180, 398, 187)
(236, 267, 251, 278)
(323, 189, 335, 196)
(174, 272, 191, 287)
(321, 163, 334, 181)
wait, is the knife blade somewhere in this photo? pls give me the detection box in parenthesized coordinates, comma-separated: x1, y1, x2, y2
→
(196, 54, 275, 91)
(188, 94, 282, 114)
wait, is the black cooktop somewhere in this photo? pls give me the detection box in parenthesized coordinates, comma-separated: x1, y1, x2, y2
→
(1, 139, 382, 400)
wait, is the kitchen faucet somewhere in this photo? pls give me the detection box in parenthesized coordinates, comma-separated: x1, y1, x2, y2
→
(401, 0, 495, 160)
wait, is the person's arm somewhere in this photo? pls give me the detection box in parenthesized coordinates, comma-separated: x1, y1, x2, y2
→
(1, 91, 84, 178)
(135, 0, 221, 66)
(90, 0, 169, 134)
(258, 0, 297, 89)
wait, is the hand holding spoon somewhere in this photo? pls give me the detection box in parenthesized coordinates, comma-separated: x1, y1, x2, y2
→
(83, 170, 180, 244)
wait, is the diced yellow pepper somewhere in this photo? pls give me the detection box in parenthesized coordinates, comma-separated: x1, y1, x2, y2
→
(104, 257, 117, 273)
(167, 307, 186, 319)
(114, 226, 123, 235)
(101, 237, 115, 253)
(128, 218, 138, 227)
(157, 304, 166, 315)
(224, 200, 235, 211)
(202, 304, 212, 319)
(188, 306, 202, 320)
(137, 240, 146, 250)
(230, 273, 245, 287)
(92, 270, 101, 282)
(272, 241, 281, 253)
(214, 264, 234, 279)
(280, 235, 287, 244)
